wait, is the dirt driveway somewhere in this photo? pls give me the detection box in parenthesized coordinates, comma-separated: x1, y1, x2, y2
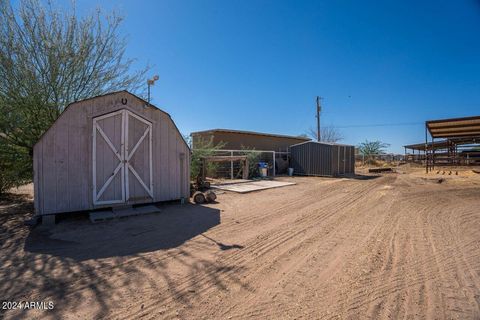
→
(1, 171, 480, 319)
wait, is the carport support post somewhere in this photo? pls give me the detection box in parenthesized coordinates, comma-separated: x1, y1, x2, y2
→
(230, 151, 234, 179)
(425, 123, 428, 173)
(455, 144, 458, 165)
(432, 137, 435, 171)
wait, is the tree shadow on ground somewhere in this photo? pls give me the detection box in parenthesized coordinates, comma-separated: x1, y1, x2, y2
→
(24, 204, 220, 261)
(201, 234, 245, 251)
(1, 198, 248, 320)
(342, 174, 382, 180)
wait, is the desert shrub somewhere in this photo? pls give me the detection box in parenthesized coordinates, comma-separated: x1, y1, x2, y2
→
(0, 140, 31, 195)
(240, 148, 261, 179)
(189, 137, 226, 180)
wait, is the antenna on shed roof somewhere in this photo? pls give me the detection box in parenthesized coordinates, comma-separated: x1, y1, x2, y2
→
(146, 75, 159, 108)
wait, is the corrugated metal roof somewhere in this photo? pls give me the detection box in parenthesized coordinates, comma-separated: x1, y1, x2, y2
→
(191, 129, 311, 141)
(289, 140, 354, 148)
(427, 116, 480, 138)
(404, 136, 480, 151)
(403, 141, 449, 151)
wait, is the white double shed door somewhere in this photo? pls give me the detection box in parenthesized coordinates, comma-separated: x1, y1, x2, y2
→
(92, 109, 153, 206)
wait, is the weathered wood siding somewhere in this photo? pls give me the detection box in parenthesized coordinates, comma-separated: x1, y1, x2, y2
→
(33, 91, 190, 215)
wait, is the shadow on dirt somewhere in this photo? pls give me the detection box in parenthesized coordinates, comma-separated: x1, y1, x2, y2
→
(342, 174, 382, 180)
(0, 193, 33, 246)
(201, 234, 245, 251)
(24, 204, 220, 261)
(1, 198, 247, 320)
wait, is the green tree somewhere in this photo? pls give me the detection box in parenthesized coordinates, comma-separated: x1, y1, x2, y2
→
(357, 140, 390, 164)
(0, 141, 31, 194)
(0, 0, 148, 193)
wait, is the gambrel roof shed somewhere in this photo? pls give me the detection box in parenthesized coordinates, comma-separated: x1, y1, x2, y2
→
(33, 91, 190, 216)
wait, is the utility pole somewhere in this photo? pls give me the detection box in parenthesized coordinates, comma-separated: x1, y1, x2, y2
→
(316, 96, 322, 142)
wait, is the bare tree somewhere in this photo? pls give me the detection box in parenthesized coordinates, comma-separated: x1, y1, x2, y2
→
(0, 0, 149, 190)
(307, 126, 344, 143)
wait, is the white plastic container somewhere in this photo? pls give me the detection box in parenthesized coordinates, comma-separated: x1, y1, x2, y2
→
(260, 167, 268, 177)
(288, 168, 294, 176)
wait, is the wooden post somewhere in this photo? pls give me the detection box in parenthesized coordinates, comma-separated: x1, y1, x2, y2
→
(273, 151, 276, 177)
(243, 158, 249, 179)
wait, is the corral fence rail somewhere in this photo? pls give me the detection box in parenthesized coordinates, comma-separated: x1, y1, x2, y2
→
(199, 149, 290, 178)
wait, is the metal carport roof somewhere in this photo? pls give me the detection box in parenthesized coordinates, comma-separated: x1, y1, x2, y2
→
(404, 137, 480, 151)
(426, 116, 480, 138)
(404, 140, 449, 151)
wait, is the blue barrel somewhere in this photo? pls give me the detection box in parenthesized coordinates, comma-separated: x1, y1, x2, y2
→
(258, 162, 268, 168)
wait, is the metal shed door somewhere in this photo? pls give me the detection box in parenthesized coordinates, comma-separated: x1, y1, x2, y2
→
(93, 110, 153, 206)
(339, 146, 346, 175)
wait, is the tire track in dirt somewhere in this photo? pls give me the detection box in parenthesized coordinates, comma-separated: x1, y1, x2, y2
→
(320, 178, 480, 319)
(337, 198, 443, 318)
(36, 173, 480, 320)
(176, 177, 394, 319)
(4, 174, 480, 320)
(220, 178, 396, 319)
(116, 177, 388, 319)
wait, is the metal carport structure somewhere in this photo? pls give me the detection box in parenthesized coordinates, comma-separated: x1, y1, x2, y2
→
(404, 141, 449, 164)
(425, 116, 480, 172)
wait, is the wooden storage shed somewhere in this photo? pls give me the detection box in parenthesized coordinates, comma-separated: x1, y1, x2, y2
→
(33, 91, 190, 216)
(289, 141, 355, 177)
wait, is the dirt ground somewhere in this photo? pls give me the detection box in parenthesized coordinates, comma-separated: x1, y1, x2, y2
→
(1, 168, 480, 319)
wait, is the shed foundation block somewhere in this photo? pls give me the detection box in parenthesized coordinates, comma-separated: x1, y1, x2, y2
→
(42, 214, 56, 226)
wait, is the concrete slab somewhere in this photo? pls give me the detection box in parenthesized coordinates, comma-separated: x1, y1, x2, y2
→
(131, 205, 161, 215)
(112, 205, 133, 213)
(212, 180, 296, 193)
(89, 210, 116, 223)
(90, 205, 161, 223)
(211, 179, 253, 186)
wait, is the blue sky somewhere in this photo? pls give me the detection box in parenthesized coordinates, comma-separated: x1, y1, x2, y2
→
(74, 0, 480, 153)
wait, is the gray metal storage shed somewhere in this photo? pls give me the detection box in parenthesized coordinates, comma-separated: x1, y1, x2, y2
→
(33, 91, 190, 216)
(289, 141, 355, 177)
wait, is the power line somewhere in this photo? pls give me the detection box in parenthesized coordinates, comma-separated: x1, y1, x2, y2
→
(323, 122, 423, 129)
